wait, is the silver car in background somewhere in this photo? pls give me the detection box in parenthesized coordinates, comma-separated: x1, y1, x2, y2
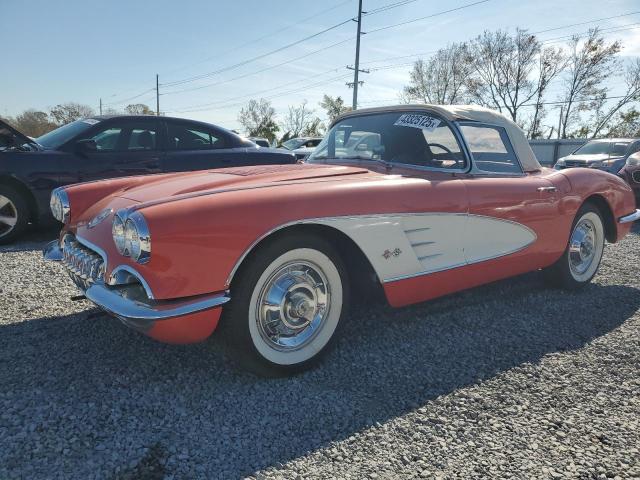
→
(554, 138, 640, 173)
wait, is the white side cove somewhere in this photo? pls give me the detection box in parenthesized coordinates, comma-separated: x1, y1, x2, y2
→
(308, 213, 537, 283)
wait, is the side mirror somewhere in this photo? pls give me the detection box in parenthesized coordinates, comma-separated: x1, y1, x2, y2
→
(75, 139, 97, 154)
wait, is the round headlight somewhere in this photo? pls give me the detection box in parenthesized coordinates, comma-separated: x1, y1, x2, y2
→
(116, 211, 151, 263)
(50, 188, 70, 223)
(627, 153, 640, 166)
(112, 213, 126, 254)
(124, 218, 139, 259)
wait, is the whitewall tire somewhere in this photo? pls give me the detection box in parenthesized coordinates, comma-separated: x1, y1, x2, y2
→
(544, 204, 605, 289)
(222, 234, 348, 375)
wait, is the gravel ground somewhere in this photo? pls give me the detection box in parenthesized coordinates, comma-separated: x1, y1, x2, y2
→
(0, 223, 639, 479)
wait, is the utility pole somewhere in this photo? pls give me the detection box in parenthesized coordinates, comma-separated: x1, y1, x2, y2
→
(99, 98, 102, 115)
(557, 105, 563, 139)
(156, 74, 160, 116)
(347, 0, 368, 110)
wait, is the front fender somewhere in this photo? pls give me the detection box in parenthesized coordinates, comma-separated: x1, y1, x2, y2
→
(558, 168, 636, 241)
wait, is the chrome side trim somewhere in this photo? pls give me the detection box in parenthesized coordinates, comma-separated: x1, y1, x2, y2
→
(108, 265, 155, 299)
(619, 209, 640, 224)
(43, 240, 63, 261)
(85, 284, 230, 322)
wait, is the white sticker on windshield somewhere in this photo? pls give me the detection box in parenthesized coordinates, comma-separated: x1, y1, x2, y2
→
(82, 118, 100, 125)
(394, 114, 441, 132)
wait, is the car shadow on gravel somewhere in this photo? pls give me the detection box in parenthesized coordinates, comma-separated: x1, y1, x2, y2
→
(0, 225, 58, 253)
(1, 274, 639, 479)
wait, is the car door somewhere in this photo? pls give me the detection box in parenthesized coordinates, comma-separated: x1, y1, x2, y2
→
(60, 118, 163, 183)
(456, 122, 564, 270)
(163, 120, 241, 172)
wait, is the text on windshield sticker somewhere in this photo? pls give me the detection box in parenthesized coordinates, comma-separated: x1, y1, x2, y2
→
(394, 114, 441, 132)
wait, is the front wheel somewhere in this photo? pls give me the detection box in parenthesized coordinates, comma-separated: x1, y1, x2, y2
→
(222, 234, 349, 376)
(543, 204, 605, 289)
(0, 186, 29, 245)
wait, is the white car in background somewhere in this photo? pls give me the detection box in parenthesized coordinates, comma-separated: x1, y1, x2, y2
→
(280, 137, 323, 160)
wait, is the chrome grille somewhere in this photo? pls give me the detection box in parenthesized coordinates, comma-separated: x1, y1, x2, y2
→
(564, 160, 587, 168)
(62, 236, 105, 291)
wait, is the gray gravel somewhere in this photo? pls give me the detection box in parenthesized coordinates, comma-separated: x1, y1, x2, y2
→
(1, 224, 639, 479)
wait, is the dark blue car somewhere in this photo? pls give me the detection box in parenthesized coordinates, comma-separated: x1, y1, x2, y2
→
(0, 116, 294, 243)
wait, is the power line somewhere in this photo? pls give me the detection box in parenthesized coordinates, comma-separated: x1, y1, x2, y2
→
(365, 0, 422, 16)
(101, 0, 355, 103)
(366, 0, 492, 34)
(168, 66, 345, 111)
(162, 37, 355, 96)
(167, 73, 353, 114)
(531, 11, 640, 35)
(103, 88, 156, 107)
(161, 18, 354, 88)
(541, 23, 640, 43)
(161, 0, 355, 78)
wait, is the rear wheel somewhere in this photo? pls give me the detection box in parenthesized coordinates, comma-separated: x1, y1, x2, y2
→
(543, 204, 605, 289)
(0, 186, 28, 245)
(222, 234, 349, 376)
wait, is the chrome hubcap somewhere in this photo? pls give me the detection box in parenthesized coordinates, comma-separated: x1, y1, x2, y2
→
(0, 195, 18, 237)
(256, 261, 330, 351)
(569, 218, 597, 275)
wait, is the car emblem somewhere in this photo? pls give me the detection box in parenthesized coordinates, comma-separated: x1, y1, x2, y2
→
(87, 208, 113, 229)
(382, 247, 402, 259)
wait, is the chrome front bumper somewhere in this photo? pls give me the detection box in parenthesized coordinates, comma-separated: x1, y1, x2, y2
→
(43, 240, 230, 330)
(619, 209, 640, 224)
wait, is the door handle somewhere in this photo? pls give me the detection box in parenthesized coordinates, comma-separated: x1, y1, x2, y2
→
(537, 186, 557, 193)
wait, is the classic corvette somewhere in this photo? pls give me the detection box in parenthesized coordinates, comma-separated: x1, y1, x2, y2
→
(43, 105, 640, 375)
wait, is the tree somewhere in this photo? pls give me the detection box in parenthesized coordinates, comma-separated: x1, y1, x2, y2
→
(11, 110, 57, 137)
(319, 95, 351, 123)
(589, 58, 640, 137)
(527, 46, 566, 138)
(467, 29, 544, 124)
(403, 43, 473, 104)
(606, 108, 640, 137)
(125, 103, 154, 115)
(558, 29, 621, 138)
(49, 102, 95, 126)
(281, 101, 315, 137)
(302, 117, 324, 136)
(281, 101, 324, 138)
(237, 98, 279, 142)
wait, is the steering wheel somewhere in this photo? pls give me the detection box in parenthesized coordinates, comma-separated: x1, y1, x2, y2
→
(427, 143, 454, 156)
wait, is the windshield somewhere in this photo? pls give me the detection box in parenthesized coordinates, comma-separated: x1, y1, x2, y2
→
(281, 138, 307, 150)
(36, 119, 98, 149)
(573, 141, 611, 155)
(307, 112, 466, 170)
(611, 142, 630, 156)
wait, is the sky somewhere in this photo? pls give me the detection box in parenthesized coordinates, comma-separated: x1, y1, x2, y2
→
(1, 0, 639, 132)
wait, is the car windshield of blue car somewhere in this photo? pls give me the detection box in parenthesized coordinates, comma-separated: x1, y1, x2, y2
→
(36, 119, 98, 149)
(281, 138, 307, 150)
(572, 142, 611, 155)
(307, 112, 466, 170)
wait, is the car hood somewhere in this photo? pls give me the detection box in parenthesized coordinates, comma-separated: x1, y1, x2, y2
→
(116, 163, 373, 204)
(562, 154, 620, 162)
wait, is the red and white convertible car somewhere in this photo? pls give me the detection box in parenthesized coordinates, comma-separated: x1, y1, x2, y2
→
(44, 105, 639, 375)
